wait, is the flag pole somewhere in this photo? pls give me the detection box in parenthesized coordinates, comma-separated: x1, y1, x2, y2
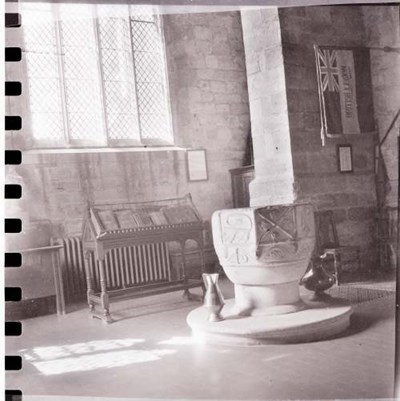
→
(379, 108, 400, 148)
(375, 110, 400, 274)
(395, 134, 400, 399)
(314, 45, 325, 146)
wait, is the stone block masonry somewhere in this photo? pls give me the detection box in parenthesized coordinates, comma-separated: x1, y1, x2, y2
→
(278, 5, 392, 272)
(6, 11, 251, 308)
(240, 5, 394, 273)
(362, 5, 400, 209)
(7, 11, 251, 252)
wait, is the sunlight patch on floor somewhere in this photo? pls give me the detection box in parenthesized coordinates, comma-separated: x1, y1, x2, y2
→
(31, 348, 177, 375)
(21, 338, 146, 361)
(18, 338, 181, 375)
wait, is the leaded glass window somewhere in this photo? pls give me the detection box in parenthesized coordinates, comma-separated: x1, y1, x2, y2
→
(21, 3, 173, 148)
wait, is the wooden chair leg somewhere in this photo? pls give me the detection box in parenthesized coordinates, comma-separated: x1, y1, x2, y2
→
(334, 254, 342, 286)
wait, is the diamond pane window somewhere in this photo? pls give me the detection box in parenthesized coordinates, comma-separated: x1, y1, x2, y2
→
(98, 6, 140, 143)
(20, 3, 173, 148)
(59, 4, 105, 144)
(137, 82, 171, 140)
(131, 17, 172, 142)
(23, 3, 64, 142)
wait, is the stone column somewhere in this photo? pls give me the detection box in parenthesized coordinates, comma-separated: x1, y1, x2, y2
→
(241, 8, 296, 207)
(190, 8, 354, 344)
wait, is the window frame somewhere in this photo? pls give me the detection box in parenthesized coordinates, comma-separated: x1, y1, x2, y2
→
(21, 3, 174, 150)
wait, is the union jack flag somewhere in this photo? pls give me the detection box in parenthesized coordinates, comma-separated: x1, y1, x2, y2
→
(314, 45, 375, 144)
(317, 48, 340, 92)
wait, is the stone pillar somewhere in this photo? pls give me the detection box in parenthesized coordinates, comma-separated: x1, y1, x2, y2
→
(190, 8, 354, 345)
(241, 9, 296, 207)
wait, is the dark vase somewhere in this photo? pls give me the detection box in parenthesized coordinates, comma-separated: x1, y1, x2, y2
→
(300, 258, 336, 300)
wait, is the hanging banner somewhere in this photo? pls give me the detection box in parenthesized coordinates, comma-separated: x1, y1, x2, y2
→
(314, 45, 375, 144)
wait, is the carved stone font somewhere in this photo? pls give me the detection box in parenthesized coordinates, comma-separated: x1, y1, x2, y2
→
(211, 203, 315, 316)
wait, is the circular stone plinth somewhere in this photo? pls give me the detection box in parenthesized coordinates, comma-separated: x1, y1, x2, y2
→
(187, 295, 353, 346)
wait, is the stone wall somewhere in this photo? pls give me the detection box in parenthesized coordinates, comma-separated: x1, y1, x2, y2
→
(362, 5, 400, 208)
(5, 11, 250, 309)
(279, 6, 379, 271)
(6, 11, 250, 250)
(240, 5, 389, 272)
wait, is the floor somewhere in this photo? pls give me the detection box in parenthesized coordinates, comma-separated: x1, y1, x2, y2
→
(6, 277, 397, 401)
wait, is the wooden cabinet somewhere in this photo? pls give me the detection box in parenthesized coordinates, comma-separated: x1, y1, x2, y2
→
(229, 165, 255, 208)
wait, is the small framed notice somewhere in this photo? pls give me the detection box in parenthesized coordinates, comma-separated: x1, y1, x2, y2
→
(337, 144, 353, 173)
(187, 149, 208, 182)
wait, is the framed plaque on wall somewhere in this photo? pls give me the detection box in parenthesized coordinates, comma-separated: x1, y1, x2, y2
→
(337, 144, 353, 173)
(187, 149, 208, 182)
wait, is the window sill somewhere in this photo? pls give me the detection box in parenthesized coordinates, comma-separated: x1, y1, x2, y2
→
(22, 146, 187, 155)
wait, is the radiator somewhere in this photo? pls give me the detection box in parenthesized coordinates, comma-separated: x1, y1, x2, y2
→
(53, 237, 171, 304)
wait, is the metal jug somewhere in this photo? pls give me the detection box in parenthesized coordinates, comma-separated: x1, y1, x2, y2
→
(202, 273, 224, 322)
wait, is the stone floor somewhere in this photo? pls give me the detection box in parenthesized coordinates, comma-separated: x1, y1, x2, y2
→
(6, 277, 397, 401)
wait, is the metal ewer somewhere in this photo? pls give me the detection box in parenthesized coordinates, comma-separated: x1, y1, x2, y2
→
(202, 273, 225, 322)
